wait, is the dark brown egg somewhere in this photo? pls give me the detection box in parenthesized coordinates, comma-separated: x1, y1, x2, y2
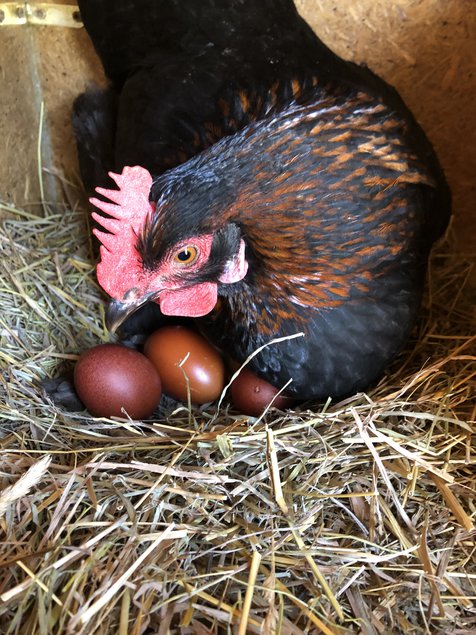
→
(144, 326, 225, 404)
(231, 367, 294, 417)
(74, 344, 162, 419)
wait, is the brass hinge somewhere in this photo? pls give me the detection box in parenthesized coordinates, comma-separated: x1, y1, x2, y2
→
(0, 2, 82, 27)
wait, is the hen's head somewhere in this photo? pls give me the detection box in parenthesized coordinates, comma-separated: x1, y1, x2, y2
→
(90, 166, 248, 331)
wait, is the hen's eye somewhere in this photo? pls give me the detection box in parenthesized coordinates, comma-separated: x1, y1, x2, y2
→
(173, 245, 198, 265)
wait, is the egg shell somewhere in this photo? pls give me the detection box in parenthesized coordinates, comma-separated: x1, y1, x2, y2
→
(74, 343, 162, 419)
(144, 326, 225, 404)
(231, 367, 294, 417)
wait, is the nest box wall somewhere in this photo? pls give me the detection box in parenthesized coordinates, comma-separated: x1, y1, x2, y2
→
(0, 0, 475, 258)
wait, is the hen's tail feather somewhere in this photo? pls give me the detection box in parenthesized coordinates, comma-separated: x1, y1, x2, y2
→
(77, 0, 337, 86)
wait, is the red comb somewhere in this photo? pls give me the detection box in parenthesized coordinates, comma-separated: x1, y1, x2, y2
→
(90, 166, 154, 301)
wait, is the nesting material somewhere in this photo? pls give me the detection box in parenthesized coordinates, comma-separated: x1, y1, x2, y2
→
(0, 185, 475, 633)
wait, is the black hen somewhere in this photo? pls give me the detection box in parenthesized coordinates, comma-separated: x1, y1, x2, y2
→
(73, 0, 451, 401)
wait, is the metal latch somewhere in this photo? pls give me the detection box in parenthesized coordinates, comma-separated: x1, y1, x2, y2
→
(0, 2, 82, 27)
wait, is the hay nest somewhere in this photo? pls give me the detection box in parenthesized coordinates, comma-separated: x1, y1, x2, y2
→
(0, 185, 475, 634)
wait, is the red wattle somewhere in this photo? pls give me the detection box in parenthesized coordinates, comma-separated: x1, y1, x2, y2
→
(159, 283, 219, 317)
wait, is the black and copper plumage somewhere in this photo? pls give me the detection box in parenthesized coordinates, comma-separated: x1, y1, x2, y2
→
(73, 0, 451, 401)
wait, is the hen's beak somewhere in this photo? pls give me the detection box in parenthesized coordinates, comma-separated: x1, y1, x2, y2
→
(105, 293, 158, 333)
